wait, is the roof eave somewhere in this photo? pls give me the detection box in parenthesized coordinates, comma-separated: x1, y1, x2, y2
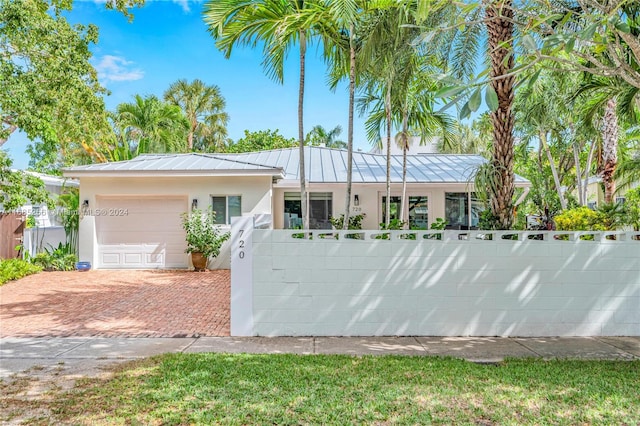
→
(63, 169, 285, 179)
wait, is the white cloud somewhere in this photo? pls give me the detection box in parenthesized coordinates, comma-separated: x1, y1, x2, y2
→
(93, 55, 144, 83)
(93, 0, 196, 12)
(173, 0, 190, 12)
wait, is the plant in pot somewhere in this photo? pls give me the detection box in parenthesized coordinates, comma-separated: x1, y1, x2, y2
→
(181, 208, 230, 271)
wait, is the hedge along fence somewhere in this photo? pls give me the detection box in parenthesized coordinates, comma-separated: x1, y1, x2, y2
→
(230, 226, 640, 337)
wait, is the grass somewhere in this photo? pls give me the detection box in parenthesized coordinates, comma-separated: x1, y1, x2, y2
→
(2, 354, 639, 425)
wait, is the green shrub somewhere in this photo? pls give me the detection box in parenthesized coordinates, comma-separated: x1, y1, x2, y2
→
(425, 217, 447, 240)
(622, 188, 640, 231)
(554, 204, 625, 232)
(554, 207, 607, 231)
(30, 243, 78, 271)
(180, 208, 230, 259)
(0, 259, 42, 285)
(330, 214, 365, 230)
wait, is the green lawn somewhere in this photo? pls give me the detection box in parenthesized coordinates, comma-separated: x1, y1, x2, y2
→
(5, 354, 639, 425)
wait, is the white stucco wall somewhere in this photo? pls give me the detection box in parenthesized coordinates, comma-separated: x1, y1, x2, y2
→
(78, 175, 272, 269)
(240, 229, 640, 337)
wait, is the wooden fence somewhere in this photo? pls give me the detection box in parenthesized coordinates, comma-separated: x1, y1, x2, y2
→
(0, 213, 25, 259)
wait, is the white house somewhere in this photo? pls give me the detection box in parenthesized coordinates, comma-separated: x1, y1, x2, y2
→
(63, 146, 530, 269)
(2, 172, 79, 257)
(17, 172, 79, 227)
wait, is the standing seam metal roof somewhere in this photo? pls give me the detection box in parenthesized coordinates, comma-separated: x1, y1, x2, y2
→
(63, 153, 284, 174)
(221, 147, 527, 184)
(64, 147, 529, 184)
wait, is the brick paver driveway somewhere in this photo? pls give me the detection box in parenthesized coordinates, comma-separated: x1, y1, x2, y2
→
(0, 270, 230, 338)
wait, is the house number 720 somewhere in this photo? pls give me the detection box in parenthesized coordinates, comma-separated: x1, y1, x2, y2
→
(238, 229, 245, 259)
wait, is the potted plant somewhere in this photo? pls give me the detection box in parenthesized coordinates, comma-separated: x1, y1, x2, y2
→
(180, 208, 230, 271)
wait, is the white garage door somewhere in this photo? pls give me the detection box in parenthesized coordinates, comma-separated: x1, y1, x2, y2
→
(95, 196, 188, 269)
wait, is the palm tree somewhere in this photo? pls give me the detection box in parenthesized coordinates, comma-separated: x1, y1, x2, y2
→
(163, 79, 229, 152)
(484, 0, 516, 228)
(204, 0, 326, 230)
(114, 94, 188, 155)
(306, 124, 346, 149)
(322, 0, 367, 230)
(360, 69, 456, 228)
(425, 1, 517, 228)
(439, 116, 492, 157)
(357, 3, 455, 228)
(601, 98, 620, 203)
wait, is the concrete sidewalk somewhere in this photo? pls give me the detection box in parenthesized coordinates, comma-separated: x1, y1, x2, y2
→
(1, 336, 639, 379)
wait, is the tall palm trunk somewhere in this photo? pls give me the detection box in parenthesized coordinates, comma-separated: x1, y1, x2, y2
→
(385, 82, 392, 228)
(343, 24, 356, 230)
(540, 130, 566, 210)
(400, 111, 409, 229)
(573, 142, 583, 205)
(602, 98, 618, 204)
(299, 30, 309, 230)
(188, 127, 195, 151)
(582, 139, 597, 205)
(486, 0, 515, 229)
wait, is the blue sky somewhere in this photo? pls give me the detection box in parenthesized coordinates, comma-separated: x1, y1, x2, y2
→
(4, 0, 369, 169)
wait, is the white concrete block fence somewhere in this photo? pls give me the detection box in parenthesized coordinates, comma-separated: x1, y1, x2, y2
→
(231, 218, 640, 337)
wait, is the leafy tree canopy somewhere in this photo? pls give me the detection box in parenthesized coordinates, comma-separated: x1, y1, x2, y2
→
(0, 0, 116, 149)
(0, 151, 51, 211)
(225, 129, 297, 153)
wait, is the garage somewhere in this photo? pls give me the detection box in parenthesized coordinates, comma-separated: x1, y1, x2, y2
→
(95, 195, 188, 269)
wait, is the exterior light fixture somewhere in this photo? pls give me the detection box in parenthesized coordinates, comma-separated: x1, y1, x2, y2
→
(191, 198, 198, 210)
(354, 194, 359, 206)
(82, 200, 89, 208)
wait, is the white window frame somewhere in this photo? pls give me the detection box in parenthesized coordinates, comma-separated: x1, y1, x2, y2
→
(210, 195, 242, 225)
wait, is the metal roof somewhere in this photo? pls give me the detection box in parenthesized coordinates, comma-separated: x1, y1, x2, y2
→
(63, 153, 285, 177)
(222, 147, 529, 184)
(64, 147, 529, 185)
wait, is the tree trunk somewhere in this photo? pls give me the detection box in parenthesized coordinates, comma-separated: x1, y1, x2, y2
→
(400, 112, 409, 229)
(486, 0, 516, 229)
(540, 131, 567, 210)
(385, 82, 392, 228)
(343, 24, 356, 230)
(583, 139, 596, 205)
(0, 124, 18, 146)
(298, 30, 309, 231)
(187, 130, 194, 151)
(573, 142, 583, 206)
(602, 98, 618, 204)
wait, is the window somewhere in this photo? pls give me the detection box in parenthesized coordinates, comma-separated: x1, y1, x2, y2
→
(381, 195, 428, 229)
(445, 192, 484, 229)
(211, 196, 241, 225)
(381, 196, 402, 225)
(408, 196, 428, 229)
(616, 197, 626, 205)
(284, 192, 332, 229)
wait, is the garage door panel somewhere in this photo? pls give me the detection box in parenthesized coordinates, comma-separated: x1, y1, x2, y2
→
(100, 253, 121, 266)
(97, 216, 183, 236)
(96, 196, 188, 269)
(146, 252, 164, 265)
(124, 253, 143, 265)
(99, 231, 182, 245)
